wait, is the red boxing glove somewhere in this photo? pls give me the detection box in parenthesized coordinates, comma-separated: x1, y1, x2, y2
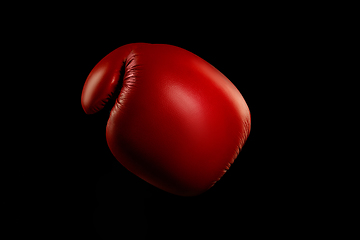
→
(81, 43, 250, 196)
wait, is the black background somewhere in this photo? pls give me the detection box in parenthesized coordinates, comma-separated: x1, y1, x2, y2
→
(25, 7, 338, 239)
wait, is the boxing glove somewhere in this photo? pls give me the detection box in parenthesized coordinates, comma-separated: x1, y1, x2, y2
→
(81, 43, 251, 196)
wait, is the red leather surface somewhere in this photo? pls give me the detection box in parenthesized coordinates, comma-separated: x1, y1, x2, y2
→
(82, 43, 251, 196)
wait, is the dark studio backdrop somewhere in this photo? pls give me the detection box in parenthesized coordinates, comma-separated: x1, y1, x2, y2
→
(45, 9, 331, 239)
